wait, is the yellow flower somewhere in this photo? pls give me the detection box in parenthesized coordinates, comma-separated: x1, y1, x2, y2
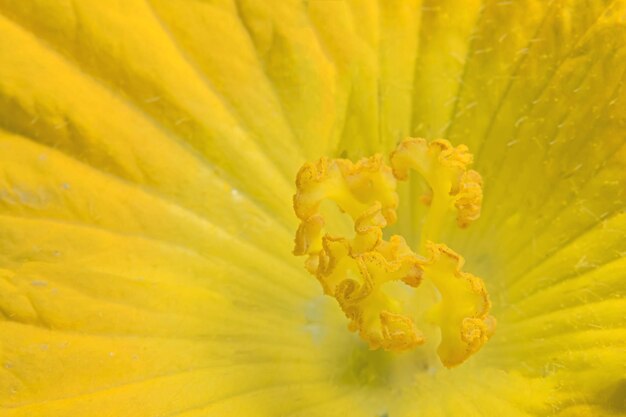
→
(0, 1, 624, 416)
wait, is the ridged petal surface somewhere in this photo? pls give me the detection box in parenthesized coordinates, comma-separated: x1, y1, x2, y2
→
(0, 1, 624, 416)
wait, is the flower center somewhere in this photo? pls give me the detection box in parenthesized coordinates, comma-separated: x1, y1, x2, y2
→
(293, 138, 495, 368)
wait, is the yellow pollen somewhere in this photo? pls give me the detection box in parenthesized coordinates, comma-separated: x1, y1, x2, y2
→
(390, 138, 483, 251)
(293, 138, 495, 368)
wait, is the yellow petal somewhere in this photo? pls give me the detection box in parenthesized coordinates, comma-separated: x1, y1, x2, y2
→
(0, 0, 624, 416)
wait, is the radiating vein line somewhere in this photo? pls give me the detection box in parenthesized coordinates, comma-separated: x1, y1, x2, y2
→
(161, 380, 331, 417)
(455, 1, 623, 263)
(140, 0, 299, 185)
(407, 0, 425, 139)
(445, 374, 486, 416)
(472, 0, 615, 162)
(504, 256, 625, 312)
(300, 0, 343, 157)
(0, 6, 295, 222)
(481, 63, 625, 232)
(505, 206, 624, 291)
(145, 0, 306, 171)
(470, 0, 557, 161)
(0, 309, 313, 346)
(0, 320, 330, 355)
(448, 373, 536, 417)
(478, 39, 593, 222)
(499, 143, 626, 276)
(6, 268, 303, 330)
(496, 324, 626, 348)
(5, 364, 328, 410)
(374, 1, 383, 152)
(490, 328, 626, 351)
(345, 0, 380, 156)
(227, 0, 310, 156)
(0, 25, 293, 233)
(466, 3, 619, 231)
(303, 2, 350, 158)
(503, 297, 624, 330)
(282, 389, 360, 417)
(442, 0, 488, 138)
(0, 131, 306, 276)
(0, 125, 292, 240)
(0, 214, 313, 300)
(404, 0, 428, 249)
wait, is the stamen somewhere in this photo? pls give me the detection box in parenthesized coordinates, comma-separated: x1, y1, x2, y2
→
(293, 155, 423, 351)
(293, 138, 494, 367)
(421, 242, 496, 367)
(390, 138, 483, 250)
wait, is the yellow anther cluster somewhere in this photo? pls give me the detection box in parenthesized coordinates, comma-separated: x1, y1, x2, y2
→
(293, 138, 495, 367)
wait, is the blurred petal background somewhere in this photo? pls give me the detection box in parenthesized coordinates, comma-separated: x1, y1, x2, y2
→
(0, 1, 624, 416)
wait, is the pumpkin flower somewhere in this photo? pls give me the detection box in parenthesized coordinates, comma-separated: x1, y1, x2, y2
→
(0, 1, 624, 416)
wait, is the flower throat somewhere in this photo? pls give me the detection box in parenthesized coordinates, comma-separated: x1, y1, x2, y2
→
(293, 138, 495, 368)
